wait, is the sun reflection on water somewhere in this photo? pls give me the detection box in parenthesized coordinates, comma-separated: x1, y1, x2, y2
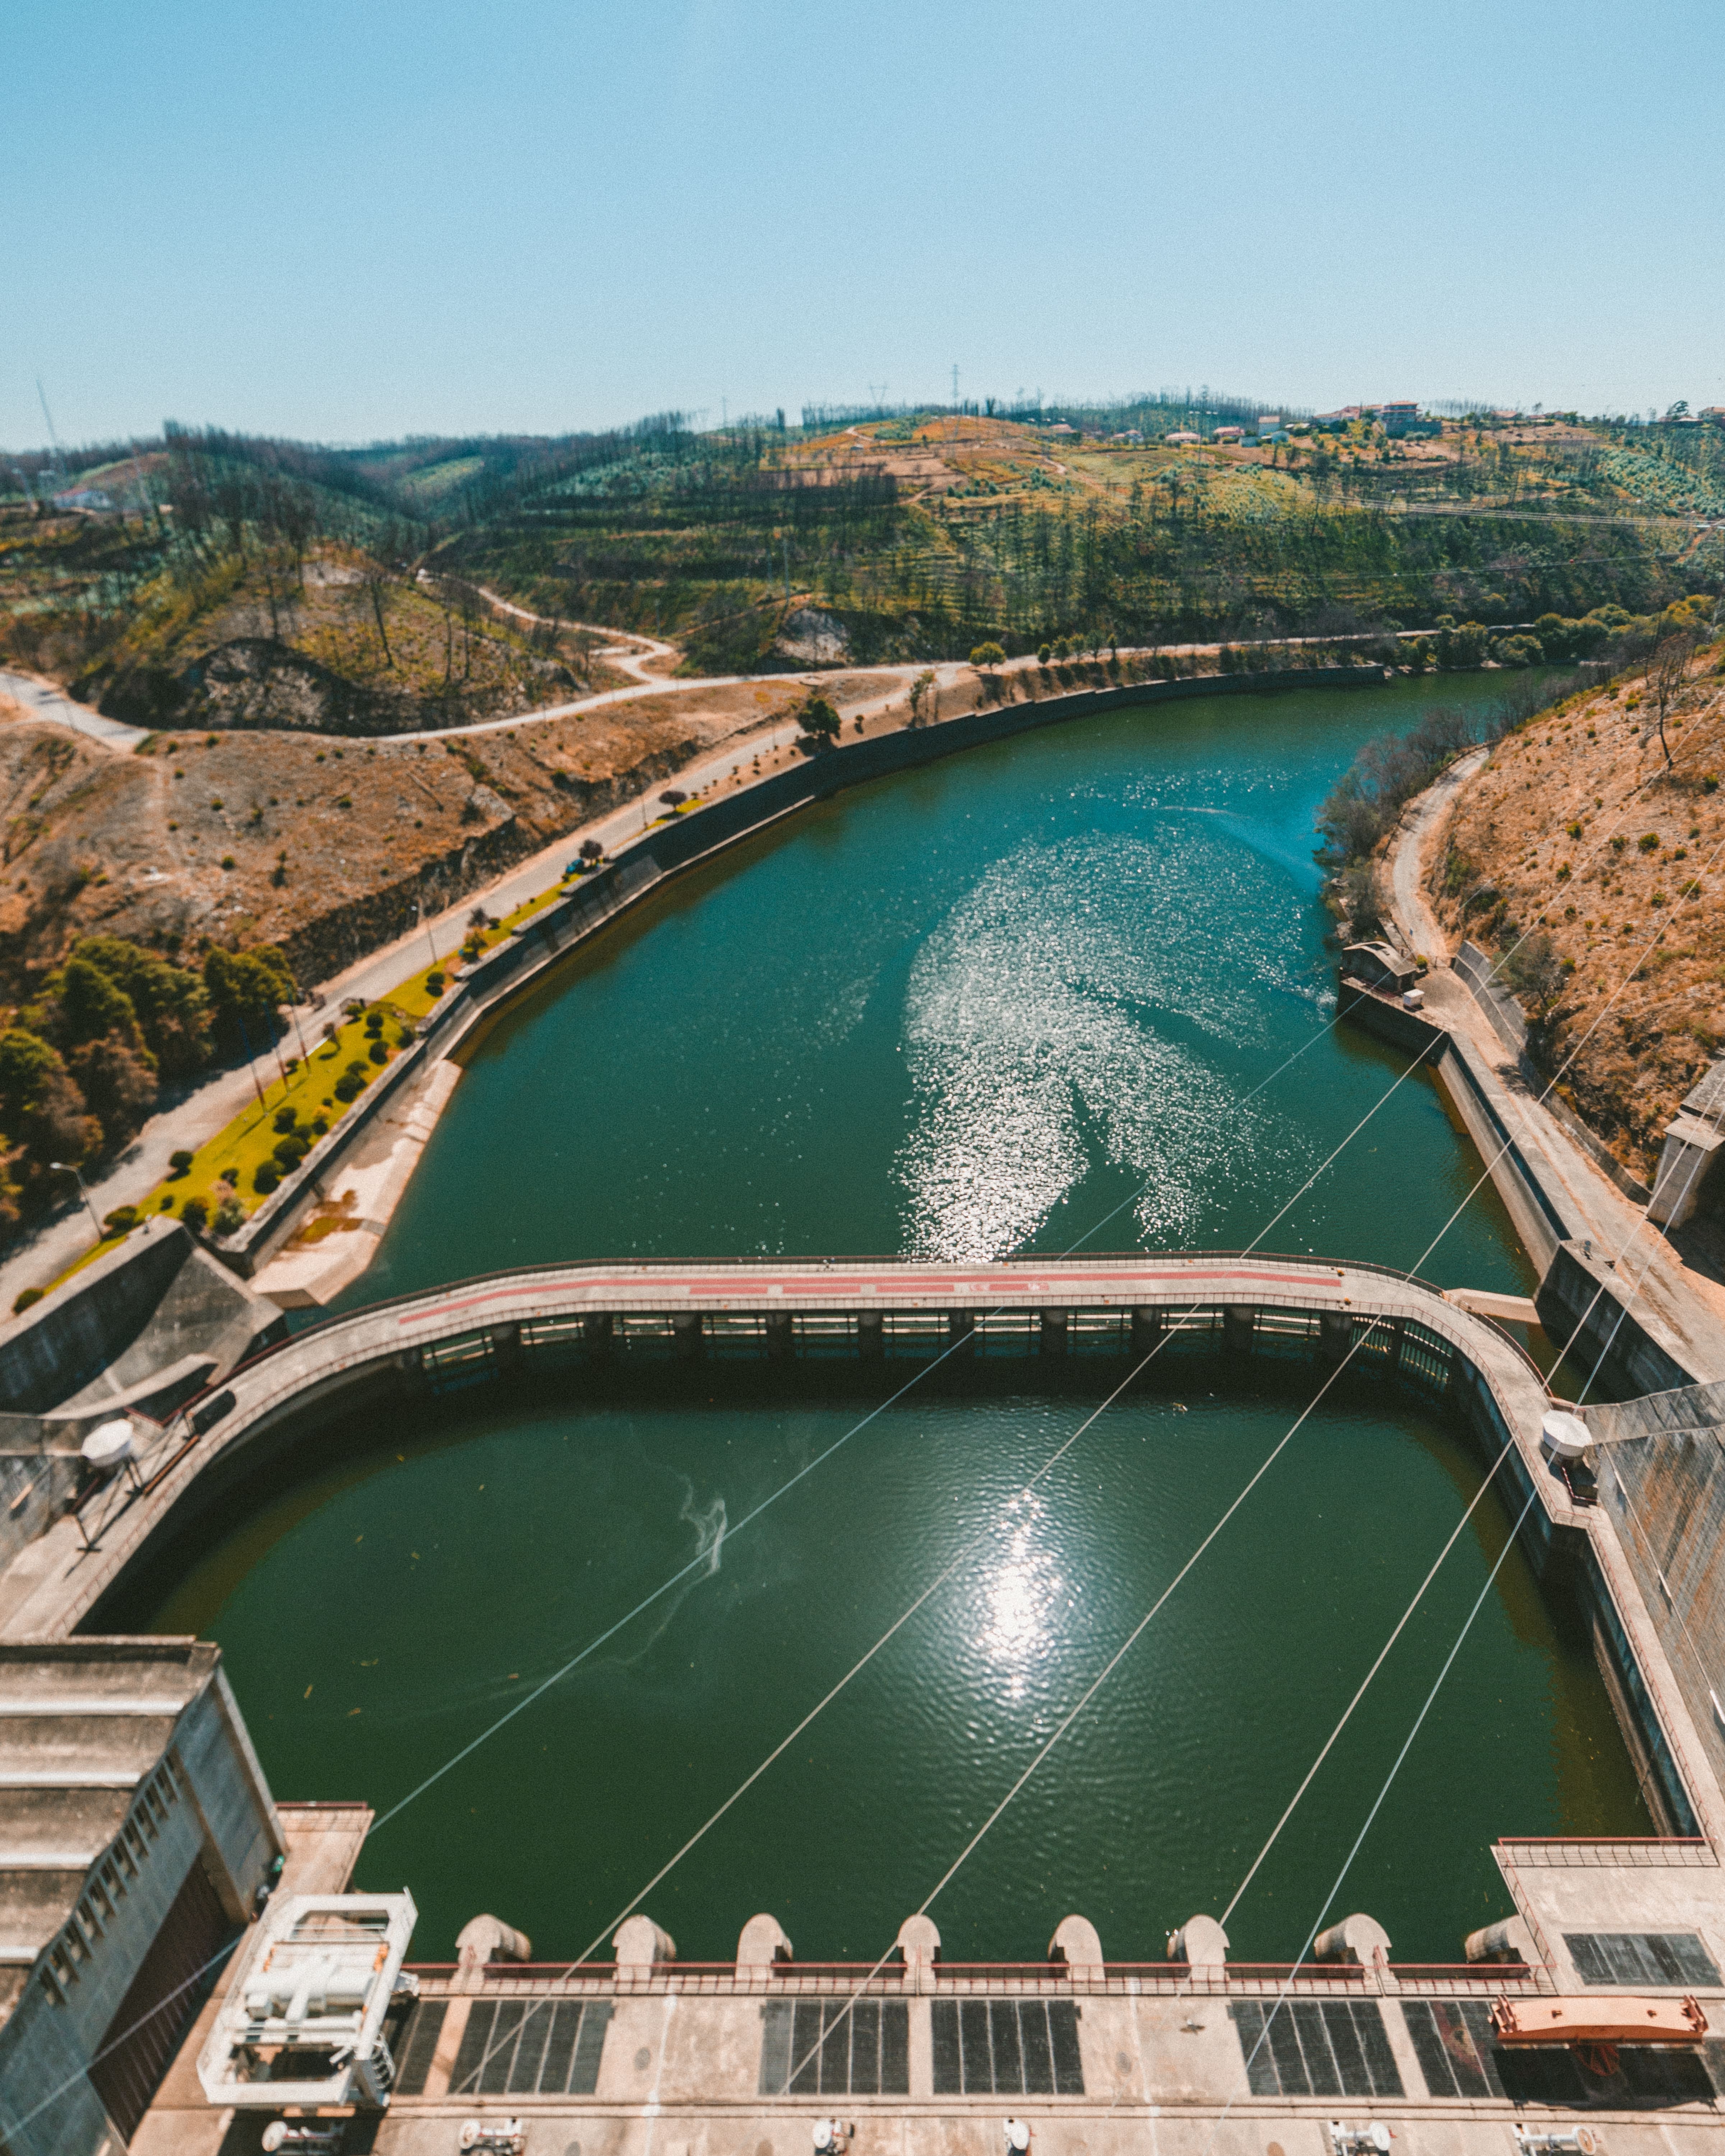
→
(975, 1497, 1064, 1702)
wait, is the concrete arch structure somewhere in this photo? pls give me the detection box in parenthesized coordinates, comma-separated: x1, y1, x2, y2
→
(4, 1249, 1717, 1854)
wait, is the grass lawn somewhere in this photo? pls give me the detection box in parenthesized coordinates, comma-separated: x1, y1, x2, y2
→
(40, 863, 600, 1297)
(45, 1001, 423, 1293)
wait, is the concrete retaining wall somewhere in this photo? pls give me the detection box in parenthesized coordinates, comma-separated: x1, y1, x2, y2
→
(1583, 1376, 1725, 1812)
(1453, 940, 1529, 1054)
(1337, 978, 1692, 1396)
(0, 1228, 191, 1414)
(1451, 944, 1650, 1203)
(1336, 981, 1570, 1272)
(1538, 1239, 1695, 1397)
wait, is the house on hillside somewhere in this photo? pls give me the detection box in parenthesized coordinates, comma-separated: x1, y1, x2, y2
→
(1164, 430, 1201, 445)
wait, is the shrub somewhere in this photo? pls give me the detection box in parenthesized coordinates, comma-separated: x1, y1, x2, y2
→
(368, 1039, 388, 1065)
(969, 641, 1006, 670)
(168, 1148, 194, 1176)
(579, 839, 604, 863)
(1438, 621, 1488, 669)
(396, 1024, 416, 1047)
(272, 1135, 309, 1169)
(310, 1116, 329, 1137)
(272, 1108, 297, 1133)
(333, 1071, 366, 1103)
(799, 694, 841, 744)
(220, 854, 236, 870)
(253, 1160, 280, 1195)
(213, 1197, 244, 1235)
(12, 1287, 43, 1314)
(204, 945, 296, 1052)
(102, 1205, 140, 1237)
(1338, 862, 1388, 940)
(1037, 643, 1051, 665)
(364, 1009, 385, 1036)
(1638, 833, 1660, 852)
(1501, 932, 1566, 1014)
(425, 969, 445, 996)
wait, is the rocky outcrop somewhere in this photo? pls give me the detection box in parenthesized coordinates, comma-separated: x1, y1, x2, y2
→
(79, 638, 578, 739)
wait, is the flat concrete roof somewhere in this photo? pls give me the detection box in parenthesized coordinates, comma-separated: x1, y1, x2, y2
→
(0, 1639, 213, 2021)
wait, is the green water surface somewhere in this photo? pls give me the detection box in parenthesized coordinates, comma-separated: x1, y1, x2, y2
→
(147, 676, 1651, 1962)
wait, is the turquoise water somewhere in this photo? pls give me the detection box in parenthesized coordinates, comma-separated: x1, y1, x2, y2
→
(147, 675, 1652, 1965)
(350, 676, 1537, 1294)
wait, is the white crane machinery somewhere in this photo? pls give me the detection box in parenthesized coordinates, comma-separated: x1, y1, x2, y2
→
(198, 1890, 418, 2113)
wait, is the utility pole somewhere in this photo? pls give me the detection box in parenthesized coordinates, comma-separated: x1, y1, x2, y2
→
(952, 363, 959, 412)
(36, 380, 65, 489)
(50, 1162, 103, 1239)
(783, 534, 790, 602)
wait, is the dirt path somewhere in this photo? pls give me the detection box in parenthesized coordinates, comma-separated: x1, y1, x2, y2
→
(0, 667, 147, 749)
(1386, 754, 1725, 1358)
(1388, 745, 1488, 960)
(462, 583, 679, 685)
(0, 669, 955, 1309)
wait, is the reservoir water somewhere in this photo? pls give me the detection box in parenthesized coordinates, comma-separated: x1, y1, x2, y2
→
(144, 676, 1652, 1964)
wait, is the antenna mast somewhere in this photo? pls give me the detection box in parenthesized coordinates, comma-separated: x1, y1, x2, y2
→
(36, 380, 65, 488)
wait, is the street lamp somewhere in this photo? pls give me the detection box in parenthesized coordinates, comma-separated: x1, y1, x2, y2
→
(50, 1162, 103, 1238)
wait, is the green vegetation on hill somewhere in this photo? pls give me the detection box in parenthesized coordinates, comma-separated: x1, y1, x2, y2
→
(438, 410, 1725, 671)
(0, 934, 296, 1239)
(5, 402, 1724, 718)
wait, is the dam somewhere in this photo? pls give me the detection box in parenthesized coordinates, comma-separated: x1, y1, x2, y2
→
(2, 673, 1724, 2155)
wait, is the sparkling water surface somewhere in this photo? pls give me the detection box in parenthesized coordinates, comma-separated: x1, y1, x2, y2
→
(144, 676, 1650, 1962)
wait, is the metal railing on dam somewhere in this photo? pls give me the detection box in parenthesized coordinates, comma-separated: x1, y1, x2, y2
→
(399, 1955, 1555, 2000)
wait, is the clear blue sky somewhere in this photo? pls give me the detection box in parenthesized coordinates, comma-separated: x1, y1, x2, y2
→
(5, 0, 1722, 449)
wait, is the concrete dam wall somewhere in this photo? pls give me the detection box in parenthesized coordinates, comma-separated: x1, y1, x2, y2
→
(7, 1251, 1714, 1853)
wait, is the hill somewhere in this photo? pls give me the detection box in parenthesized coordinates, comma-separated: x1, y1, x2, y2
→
(1422, 626, 1725, 1184)
(8, 407, 1725, 727)
(444, 408, 1725, 673)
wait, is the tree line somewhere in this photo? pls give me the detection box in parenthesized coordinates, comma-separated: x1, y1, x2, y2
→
(0, 937, 295, 1241)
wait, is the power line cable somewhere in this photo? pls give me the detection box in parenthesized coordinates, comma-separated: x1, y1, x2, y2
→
(6, 677, 1709, 2138)
(425, 736, 1725, 2092)
(1209, 1146, 1717, 2143)
(1215, 1475, 1544, 2135)
(1208, 1104, 1719, 1953)
(388, 679, 1725, 1841)
(761, 855, 1725, 2094)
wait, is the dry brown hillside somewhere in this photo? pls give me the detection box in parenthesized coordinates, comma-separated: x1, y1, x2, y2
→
(0, 674, 845, 998)
(1429, 646, 1725, 1179)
